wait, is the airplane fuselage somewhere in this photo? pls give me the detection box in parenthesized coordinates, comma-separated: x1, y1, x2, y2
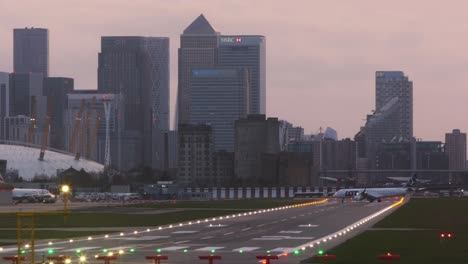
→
(333, 187, 408, 201)
(12, 188, 56, 203)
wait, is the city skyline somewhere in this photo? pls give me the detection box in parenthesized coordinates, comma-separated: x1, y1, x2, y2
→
(1, 1, 468, 141)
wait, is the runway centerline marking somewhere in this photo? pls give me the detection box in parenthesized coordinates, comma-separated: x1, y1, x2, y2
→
(172, 231, 198, 234)
(174, 240, 190, 244)
(241, 227, 252, 231)
(195, 246, 224, 251)
(256, 224, 265, 227)
(223, 232, 234, 236)
(279, 230, 302, 234)
(201, 236, 214, 240)
(299, 224, 319, 228)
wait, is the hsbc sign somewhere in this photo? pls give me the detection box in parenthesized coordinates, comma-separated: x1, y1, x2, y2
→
(220, 37, 242, 43)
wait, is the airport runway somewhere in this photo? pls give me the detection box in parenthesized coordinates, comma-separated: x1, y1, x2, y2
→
(0, 200, 398, 264)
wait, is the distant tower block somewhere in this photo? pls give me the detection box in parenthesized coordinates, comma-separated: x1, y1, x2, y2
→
(103, 96, 112, 167)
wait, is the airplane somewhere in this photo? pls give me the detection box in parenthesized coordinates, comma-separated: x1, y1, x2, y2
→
(12, 188, 57, 204)
(387, 176, 431, 185)
(332, 174, 418, 203)
(0, 175, 56, 204)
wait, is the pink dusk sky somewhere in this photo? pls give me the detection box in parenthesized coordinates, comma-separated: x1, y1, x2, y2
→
(1, 0, 467, 141)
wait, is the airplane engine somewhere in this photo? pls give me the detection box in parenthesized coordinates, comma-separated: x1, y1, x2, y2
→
(353, 192, 365, 201)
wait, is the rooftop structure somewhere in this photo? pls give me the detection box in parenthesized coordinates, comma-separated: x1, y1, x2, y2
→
(0, 144, 104, 180)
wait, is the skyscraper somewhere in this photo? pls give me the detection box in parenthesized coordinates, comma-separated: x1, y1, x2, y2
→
(98, 36, 169, 171)
(177, 14, 219, 125)
(0, 72, 9, 140)
(445, 129, 466, 170)
(43, 77, 74, 150)
(9, 72, 45, 120)
(177, 15, 266, 127)
(8, 72, 46, 145)
(189, 68, 250, 151)
(375, 71, 413, 140)
(218, 35, 266, 115)
(14, 28, 49, 77)
(357, 71, 414, 173)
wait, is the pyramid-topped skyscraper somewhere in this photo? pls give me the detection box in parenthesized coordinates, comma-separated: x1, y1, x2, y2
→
(177, 14, 220, 125)
(177, 14, 266, 127)
(183, 14, 219, 35)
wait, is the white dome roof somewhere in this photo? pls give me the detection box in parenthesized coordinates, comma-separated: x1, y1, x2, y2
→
(0, 144, 104, 180)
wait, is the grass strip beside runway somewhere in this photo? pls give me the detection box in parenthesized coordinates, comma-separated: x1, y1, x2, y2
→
(0, 209, 248, 228)
(0, 230, 113, 240)
(301, 198, 468, 264)
(126, 199, 302, 209)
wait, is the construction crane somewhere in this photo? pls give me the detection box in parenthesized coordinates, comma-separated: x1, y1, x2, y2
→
(68, 99, 85, 154)
(87, 109, 102, 160)
(38, 97, 53, 161)
(75, 97, 96, 160)
(27, 96, 37, 145)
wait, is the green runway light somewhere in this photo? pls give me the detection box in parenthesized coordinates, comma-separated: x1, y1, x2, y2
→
(211, 249, 216, 253)
(48, 249, 54, 254)
(294, 250, 300, 255)
(130, 248, 135, 253)
(76, 249, 81, 253)
(21, 250, 26, 254)
(156, 249, 161, 253)
(183, 249, 188, 253)
(239, 250, 243, 254)
(266, 250, 271, 254)
(102, 249, 108, 253)
(318, 250, 324, 255)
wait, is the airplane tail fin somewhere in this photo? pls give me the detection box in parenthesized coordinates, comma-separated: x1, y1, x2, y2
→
(404, 173, 417, 187)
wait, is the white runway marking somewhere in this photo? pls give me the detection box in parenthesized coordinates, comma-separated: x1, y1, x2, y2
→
(270, 247, 296, 252)
(256, 224, 265, 227)
(172, 231, 198, 234)
(159, 246, 187, 251)
(253, 237, 282, 241)
(233, 247, 260, 252)
(174, 240, 191, 244)
(223, 232, 234, 236)
(290, 216, 297, 219)
(195, 246, 224, 251)
(201, 236, 214, 240)
(0, 248, 22, 253)
(253, 235, 314, 241)
(298, 224, 319, 228)
(279, 231, 302, 234)
(241, 227, 252, 231)
(64, 247, 99, 252)
(110, 235, 169, 241)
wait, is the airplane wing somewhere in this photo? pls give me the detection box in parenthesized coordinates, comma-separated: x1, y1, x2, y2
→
(361, 191, 382, 202)
(387, 177, 431, 184)
(320, 177, 338, 182)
